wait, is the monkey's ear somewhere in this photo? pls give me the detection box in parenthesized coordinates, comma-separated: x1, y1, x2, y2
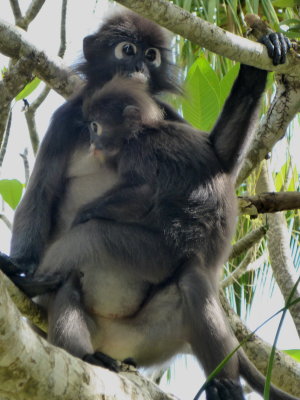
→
(123, 105, 141, 121)
(123, 105, 142, 134)
(83, 35, 97, 61)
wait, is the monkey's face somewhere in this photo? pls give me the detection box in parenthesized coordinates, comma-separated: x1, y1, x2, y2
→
(87, 104, 141, 162)
(79, 12, 181, 94)
(83, 37, 165, 92)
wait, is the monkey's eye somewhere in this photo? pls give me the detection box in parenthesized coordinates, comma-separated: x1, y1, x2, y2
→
(114, 42, 137, 59)
(90, 121, 102, 136)
(145, 48, 161, 67)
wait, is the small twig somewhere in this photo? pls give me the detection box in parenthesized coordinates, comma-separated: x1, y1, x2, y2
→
(223, 250, 254, 287)
(229, 226, 267, 260)
(19, 148, 30, 184)
(9, 0, 22, 24)
(58, 0, 68, 58)
(22, 0, 68, 154)
(0, 104, 11, 152)
(0, 214, 12, 230)
(24, 0, 68, 154)
(24, 86, 51, 154)
(21, 0, 47, 30)
(0, 110, 12, 168)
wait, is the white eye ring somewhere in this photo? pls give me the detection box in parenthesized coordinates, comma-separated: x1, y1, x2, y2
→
(145, 48, 161, 67)
(90, 121, 102, 136)
(114, 42, 137, 59)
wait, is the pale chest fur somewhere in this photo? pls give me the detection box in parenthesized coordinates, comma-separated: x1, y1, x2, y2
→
(54, 147, 118, 235)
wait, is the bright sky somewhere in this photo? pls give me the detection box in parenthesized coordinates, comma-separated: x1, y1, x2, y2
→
(0, 2, 299, 399)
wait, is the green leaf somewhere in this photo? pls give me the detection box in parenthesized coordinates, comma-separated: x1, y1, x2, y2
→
(15, 77, 41, 101)
(288, 166, 299, 192)
(283, 349, 300, 362)
(219, 64, 239, 108)
(182, 56, 221, 131)
(0, 179, 23, 209)
(272, 0, 300, 7)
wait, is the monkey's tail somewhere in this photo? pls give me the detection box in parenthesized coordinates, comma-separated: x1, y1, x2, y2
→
(238, 350, 300, 400)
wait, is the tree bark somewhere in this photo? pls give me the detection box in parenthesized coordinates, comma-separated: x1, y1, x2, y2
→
(220, 292, 300, 397)
(256, 162, 300, 336)
(238, 192, 300, 216)
(0, 18, 82, 99)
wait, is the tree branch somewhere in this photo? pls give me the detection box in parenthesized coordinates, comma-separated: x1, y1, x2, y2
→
(220, 292, 300, 397)
(229, 226, 267, 260)
(9, 0, 22, 24)
(0, 106, 11, 160)
(0, 56, 35, 148)
(0, 270, 47, 332)
(222, 249, 256, 287)
(0, 57, 35, 107)
(0, 18, 82, 99)
(0, 109, 13, 167)
(115, 0, 300, 75)
(0, 214, 12, 230)
(238, 192, 300, 216)
(58, 0, 68, 58)
(237, 74, 300, 185)
(19, 148, 30, 184)
(24, 0, 68, 154)
(20, 0, 47, 30)
(257, 162, 300, 336)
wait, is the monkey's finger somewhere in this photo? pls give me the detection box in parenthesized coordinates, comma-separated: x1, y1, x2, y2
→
(270, 33, 282, 65)
(218, 379, 245, 399)
(260, 34, 275, 61)
(205, 379, 245, 400)
(278, 33, 291, 64)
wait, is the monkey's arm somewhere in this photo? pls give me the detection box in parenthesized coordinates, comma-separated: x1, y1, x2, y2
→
(209, 33, 290, 174)
(9, 99, 84, 275)
(72, 173, 154, 226)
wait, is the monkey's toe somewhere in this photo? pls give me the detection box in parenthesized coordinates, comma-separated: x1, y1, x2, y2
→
(83, 352, 122, 372)
(205, 378, 245, 400)
(122, 357, 137, 369)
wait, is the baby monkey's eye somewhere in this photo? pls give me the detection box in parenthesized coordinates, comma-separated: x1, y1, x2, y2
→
(90, 121, 102, 136)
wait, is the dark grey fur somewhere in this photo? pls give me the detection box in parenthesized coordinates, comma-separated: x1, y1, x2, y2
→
(6, 10, 295, 400)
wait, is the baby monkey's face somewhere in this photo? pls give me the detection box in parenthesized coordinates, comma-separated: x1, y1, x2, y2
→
(88, 103, 142, 162)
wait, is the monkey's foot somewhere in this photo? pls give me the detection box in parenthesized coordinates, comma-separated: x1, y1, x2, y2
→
(203, 379, 245, 400)
(83, 352, 137, 372)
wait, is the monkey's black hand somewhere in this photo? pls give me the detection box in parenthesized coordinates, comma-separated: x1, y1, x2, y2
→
(204, 379, 245, 400)
(72, 207, 94, 226)
(260, 32, 291, 66)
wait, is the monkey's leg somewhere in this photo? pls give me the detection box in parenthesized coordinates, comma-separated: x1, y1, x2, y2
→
(178, 259, 245, 400)
(46, 272, 95, 359)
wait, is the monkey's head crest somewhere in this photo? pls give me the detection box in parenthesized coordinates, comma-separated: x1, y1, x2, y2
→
(83, 75, 164, 127)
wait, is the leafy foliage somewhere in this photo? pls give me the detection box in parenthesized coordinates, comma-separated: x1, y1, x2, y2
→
(0, 179, 23, 210)
(15, 78, 41, 101)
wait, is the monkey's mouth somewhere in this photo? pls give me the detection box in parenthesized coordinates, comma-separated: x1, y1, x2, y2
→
(129, 71, 149, 84)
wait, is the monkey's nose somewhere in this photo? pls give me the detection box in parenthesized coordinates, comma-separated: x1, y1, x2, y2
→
(135, 62, 145, 73)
